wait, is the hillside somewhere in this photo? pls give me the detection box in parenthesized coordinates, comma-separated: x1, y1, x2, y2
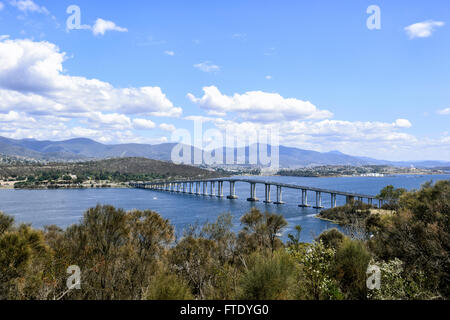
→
(0, 157, 222, 185)
(0, 136, 449, 168)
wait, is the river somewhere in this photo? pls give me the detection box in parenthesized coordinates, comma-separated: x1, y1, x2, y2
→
(0, 174, 448, 243)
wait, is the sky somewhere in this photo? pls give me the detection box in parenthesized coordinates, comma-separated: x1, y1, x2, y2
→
(0, 0, 449, 161)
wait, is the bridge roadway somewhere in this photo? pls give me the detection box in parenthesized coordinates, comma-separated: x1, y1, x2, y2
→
(129, 178, 384, 209)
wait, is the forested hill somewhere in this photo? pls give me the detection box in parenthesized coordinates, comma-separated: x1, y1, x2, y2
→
(0, 157, 222, 182)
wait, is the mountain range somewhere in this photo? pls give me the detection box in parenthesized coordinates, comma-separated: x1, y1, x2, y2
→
(0, 136, 449, 169)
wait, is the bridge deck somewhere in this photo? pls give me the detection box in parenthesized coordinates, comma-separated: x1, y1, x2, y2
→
(131, 178, 378, 199)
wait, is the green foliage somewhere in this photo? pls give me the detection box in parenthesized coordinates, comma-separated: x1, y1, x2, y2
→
(332, 238, 371, 299)
(377, 185, 407, 209)
(369, 180, 450, 298)
(146, 271, 193, 300)
(0, 211, 14, 235)
(367, 259, 435, 300)
(238, 208, 287, 253)
(238, 250, 295, 300)
(0, 179, 448, 300)
(318, 201, 373, 225)
(290, 241, 342, 300)
(316, 228, 345, 250)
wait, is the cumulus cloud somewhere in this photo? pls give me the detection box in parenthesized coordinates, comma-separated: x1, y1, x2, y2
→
(394, 119, 412, 128)
(159, 123, 176, 132)
(199, 117, 424, 160)
(187, 86, 333, 122)
(404, 20, 445, 39)
(437, 108, 450, 115)
(0, 38, 181, 117)
(92, 18, 128, 36)
(0, 2, 4, 11)
(0, 37, 181, 143)
(164, 50, 175, 56)
(10, 0, 48, 14)
(193, 61, 220, 73)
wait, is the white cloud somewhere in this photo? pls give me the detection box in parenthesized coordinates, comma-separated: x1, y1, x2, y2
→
(394, 119, 412, 128)
(92, 18, 128, 36)
(265, 75, 272, 80)
(193, 61, 220, 73)
(0, 110, 35, 123)
(164, 50, 175, 56)
(0, 38, 181, 118)
(437, 108, 450, 115)
(0, 37, 181, 143)
(201, 117, 427, 160)
(0, 2, 4, 10)
(132, 118, 156, 130)
(404, 20, 445, 39)
(159, 123, 176, 132)
(0, 35, 9, 41)
(9, 0, 48, 14)
(187, 86, 333, 122)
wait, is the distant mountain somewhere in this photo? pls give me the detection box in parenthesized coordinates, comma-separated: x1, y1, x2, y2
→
(0, 136, 449, 168)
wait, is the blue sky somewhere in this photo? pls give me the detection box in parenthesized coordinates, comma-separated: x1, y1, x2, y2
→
(0, 0, 449, 161)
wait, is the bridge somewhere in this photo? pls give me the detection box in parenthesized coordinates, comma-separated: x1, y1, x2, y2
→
(129, 178, 385, 209)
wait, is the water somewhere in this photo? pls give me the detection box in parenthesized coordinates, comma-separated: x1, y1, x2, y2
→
(0, 174, 448, 243)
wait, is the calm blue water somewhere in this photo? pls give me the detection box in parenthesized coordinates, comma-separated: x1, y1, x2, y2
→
(0, 174, 448, 243)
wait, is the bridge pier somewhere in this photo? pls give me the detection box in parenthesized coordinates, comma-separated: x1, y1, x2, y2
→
(203, 182, 208, 196)
(210, 181, 216, 196)
(313, 191, 323, 209)
(247, 183, 259, 202)
(227, 181, 238, 199)
(346, 196, 355, 205)
(368, 198, 373, 206)
(299, 189, 310, 207)
(196, 182, 201, 195)
(264, 184, 272, 203)
(274, 185, 284, 205)
(217, 181, 224, 198)
(331, 193, 337, 208)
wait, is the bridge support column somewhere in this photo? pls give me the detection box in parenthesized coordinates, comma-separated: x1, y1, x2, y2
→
(346, 196, 355, 205)
(196, 182, 201, 195)
(210, 181, 216, 196)
(313, 191, 323, 209)
(331, 193, 337, 208)
(368, 198, 373, 206)
(274, 186, 284, 205)
(247, 183, 259, 202)
(217, 181, 224, 198)
(299, 189, 310, 207)
(227, 181, 238, 199)
(203, 182, 208, 196)
(264, 184, 271, 203)
(379, 199, 383, 208)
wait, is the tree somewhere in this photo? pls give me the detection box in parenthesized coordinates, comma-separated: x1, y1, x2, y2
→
(332, 238, 371, 299)
(238, 250, 295, 300)
(238, 208, 287, 253)
(369, 180, 450, 298)
(290, 241, 342, 300)
(316, 228, 345, 250)
(377, 185, 406, 209)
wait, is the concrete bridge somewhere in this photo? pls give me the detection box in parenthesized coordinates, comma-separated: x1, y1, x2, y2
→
(129, 178, 385, 209)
